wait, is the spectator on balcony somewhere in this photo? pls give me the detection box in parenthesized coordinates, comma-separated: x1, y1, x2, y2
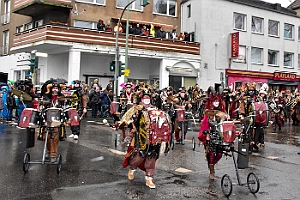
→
(142, 25, 149, 36)
(97, 19, 106, 31)
(155, 27, 166, 39)
(178, 32, 185, 40)
(170, 29, 178, 40)
(105, 21, 112, 32)
(149, 24, 155, 37)
(184, 32, 190, 42)
(132, 24, 142, 35)
(114, 23, 123, 33)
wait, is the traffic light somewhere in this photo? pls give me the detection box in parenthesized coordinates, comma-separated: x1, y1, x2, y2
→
(141, 0, 150, 7)
(118, 61, 125, 77)
(29, 57, 38, 73)
(109, 61, 116, 71)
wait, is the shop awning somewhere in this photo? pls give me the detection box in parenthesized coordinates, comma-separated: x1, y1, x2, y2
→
(268, 80, 299, 86)
(111, 17, 174, 29)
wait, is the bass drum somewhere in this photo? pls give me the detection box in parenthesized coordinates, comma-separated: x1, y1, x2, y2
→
(250, 102, 269, 126)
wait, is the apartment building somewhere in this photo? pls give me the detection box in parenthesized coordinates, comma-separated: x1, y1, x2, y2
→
(181, 0, 300, 91)
(0, 0, 201, 91)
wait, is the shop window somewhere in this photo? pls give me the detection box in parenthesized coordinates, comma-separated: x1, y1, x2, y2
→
(153, 0, 176, 17)
(268, 20, 279, 37)
(251, 47, 263, 64)
(284, 52, 293, 68)
(251, 16, 263, 34)
(233, 13, 246, 31)
(268, 50, 278, 66)
(116, 0, 142, 11)
(284, 23, 293, 39)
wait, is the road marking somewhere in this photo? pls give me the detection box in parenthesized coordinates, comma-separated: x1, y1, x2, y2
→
(108, 148, 126, 156)
(267, 156, 279, 160)
(90, 156, 104, 162)
(175, 167, 193, 173)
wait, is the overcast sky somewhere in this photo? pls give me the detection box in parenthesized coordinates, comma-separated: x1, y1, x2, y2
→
(262, 0, 294, 7)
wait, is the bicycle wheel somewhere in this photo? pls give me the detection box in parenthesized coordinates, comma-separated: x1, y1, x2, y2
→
(23, 153, 30, 173)
(192, 137, 196, 151)
(221, 174, 233, 197)
(56, 154, 62, 174)
(247, 172, 260, 194)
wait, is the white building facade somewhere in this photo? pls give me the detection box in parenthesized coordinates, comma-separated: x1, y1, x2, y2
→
(181, 0, 300, 91)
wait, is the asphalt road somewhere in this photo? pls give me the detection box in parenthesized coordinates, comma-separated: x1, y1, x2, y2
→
(0, 117, 299, 200)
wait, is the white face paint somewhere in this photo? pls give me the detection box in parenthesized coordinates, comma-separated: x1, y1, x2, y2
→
(143, 98, 151, 105)
(213, 101, 219, 107)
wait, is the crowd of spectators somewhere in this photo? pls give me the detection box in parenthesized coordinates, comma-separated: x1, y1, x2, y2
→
(96, 19, 192, 42)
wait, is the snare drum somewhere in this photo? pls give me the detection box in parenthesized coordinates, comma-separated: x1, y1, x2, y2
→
(176, 109, 186, 122)
(45, 108, 64, 127)
(110, 102, 120, 114)
(222, 121, 236, 143)
(64, 108, 80, 126)
(19, 108, 41, 128)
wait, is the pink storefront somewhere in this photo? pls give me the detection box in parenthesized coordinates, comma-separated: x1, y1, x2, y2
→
(226, 69, 300, 91)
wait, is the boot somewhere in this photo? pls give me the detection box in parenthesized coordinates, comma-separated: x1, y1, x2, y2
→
(209, 164, 215, 180)
(128, 169, 135, 180)
(145, 176, 156, 189)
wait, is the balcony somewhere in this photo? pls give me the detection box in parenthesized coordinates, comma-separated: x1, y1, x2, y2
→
(12, 25, 200, 55)
(13, 0, 72, 16)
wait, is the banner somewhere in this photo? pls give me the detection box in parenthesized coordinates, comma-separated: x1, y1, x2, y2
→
(231, 32, 239, 58)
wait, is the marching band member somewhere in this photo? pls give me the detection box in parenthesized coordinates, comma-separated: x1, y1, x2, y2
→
(198, 86, 228, 180)
(112, 89, 170, 189)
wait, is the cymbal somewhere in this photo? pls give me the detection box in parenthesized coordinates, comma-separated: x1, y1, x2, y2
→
(12, 89, 32, 101)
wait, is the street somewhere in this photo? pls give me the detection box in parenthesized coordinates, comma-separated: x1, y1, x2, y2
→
(0, 117, 299, 200)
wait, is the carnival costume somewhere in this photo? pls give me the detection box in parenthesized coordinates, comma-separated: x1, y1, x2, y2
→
(198, 86, 227, 180)
(114, 89, 171, 189)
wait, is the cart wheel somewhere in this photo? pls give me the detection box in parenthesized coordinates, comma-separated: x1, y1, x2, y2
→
(221, 174, 233, 197)
(56, 154, 62, 174)
(247, 172, 260, 194)
(192, 137, 196, 151)
(23, 153, 30, 173)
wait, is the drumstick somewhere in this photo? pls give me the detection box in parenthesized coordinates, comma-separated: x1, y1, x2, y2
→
(80, 113, 85, 120)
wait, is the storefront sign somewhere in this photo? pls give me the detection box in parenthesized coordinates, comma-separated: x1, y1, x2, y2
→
(231, 32, 239, 58)
(273, 72, 298, 82)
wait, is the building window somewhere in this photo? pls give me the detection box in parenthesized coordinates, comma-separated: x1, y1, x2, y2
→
(2, 0, 10, 24)
(35, 19, 43, 28)
(2, 30, 9, 55)
(268, 20, 279, 36)
(116, 0, 141, 11)
(24, 23, 33, 30)
(298, 26, 300, 41)
(187, 4, 191, 18)
(251, 47, 263, 64)
(76, 0, 105, 5)
(268, 50, 278, 66)
(298, 54, 300, 69)
(284, 52, 293, 67)
(251, 16, 263, 34)
(284, 23, 293, 39)
(153, 0, 176, 16)
(16, 25, 24, 33)
(233, 45, 246, 63)
(233, 13, 246, 31)
(74, 20, 97, 29)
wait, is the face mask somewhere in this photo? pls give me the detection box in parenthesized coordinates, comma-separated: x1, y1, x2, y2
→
(213, 101, 219, 107)
(143, 98, 151, 105)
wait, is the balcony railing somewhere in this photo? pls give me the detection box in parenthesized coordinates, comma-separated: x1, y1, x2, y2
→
(13, 25, 201, 55)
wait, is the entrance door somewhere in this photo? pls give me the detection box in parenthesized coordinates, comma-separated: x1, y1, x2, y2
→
(169, 76, 182, 92)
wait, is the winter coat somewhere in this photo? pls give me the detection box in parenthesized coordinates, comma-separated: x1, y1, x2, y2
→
(6, 95, 16, 110)
(100, 90, 110, 105)
(89, 91, 101, 104)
